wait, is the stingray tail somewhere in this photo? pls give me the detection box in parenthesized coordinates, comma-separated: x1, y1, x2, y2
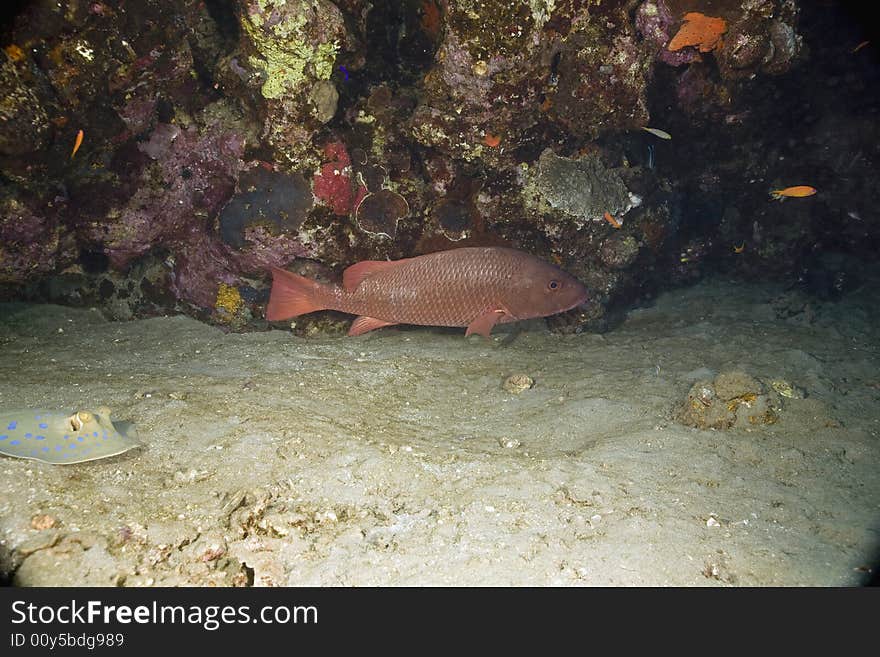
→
(266, 267, 335, 321)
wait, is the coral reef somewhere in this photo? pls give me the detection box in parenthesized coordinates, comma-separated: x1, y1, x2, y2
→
(235, 0, 349, 165)
(0, 55, 50, 157)
(218, 167, 313, 249)
(0, 194, 64, 284)
(355, 189, 409, 239)
(3, 0, 877, 336)
(527, 149, 640, 230)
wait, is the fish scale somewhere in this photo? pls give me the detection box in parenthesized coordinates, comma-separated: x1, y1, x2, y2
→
(337, 251, 517, 326)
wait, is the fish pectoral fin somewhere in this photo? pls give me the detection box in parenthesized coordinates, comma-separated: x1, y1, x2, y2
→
(348, 316, 398, 336)
(465, 308, 509, 338)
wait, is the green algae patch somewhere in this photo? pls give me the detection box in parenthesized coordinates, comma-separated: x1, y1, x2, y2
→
(242, 0, 340, 100)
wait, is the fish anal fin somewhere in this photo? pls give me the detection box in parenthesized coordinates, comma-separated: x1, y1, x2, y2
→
(465, 309, 508, 338)
(349, 316, 397, 336)
(342, 259, 411, 292)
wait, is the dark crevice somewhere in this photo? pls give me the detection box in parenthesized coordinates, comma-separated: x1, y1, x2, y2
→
(202, 0, 241, 44)
(361, 0, 439, 88)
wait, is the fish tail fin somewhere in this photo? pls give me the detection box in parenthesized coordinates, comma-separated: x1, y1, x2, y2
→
(266, 267, 334, 321)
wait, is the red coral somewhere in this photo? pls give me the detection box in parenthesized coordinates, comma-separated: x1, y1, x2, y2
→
(312, 140, 367, 216)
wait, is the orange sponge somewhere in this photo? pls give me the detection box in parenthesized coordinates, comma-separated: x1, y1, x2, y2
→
(668, 12, 727, 53)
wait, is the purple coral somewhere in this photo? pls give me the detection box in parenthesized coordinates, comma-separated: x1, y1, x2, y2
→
(91, 123, 244, 269)
(635, 1, 700, 67)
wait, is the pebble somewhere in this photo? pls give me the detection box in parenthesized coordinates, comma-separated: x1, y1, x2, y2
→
(770, 379, 805, 399)
(502, 374, 535, 394)
(30, 514, 57, 530)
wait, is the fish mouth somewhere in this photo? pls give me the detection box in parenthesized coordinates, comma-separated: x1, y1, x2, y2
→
(558, 295, 587, 313)
(563, 291, 590, 313)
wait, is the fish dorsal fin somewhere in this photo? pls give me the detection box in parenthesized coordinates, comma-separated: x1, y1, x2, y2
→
(342, 259, 411, 292)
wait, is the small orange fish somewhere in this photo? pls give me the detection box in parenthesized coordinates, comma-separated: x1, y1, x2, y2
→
(603, 211, 622, 229)
(852, 40, 870, 54)
(769, 185, 816, 201)
(483, 133, 501, 148)
(70, 129, 84, 159)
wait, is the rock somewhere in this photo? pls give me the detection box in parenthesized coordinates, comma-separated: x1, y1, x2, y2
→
(502, 374, 535, 394)
(714, 371, 764, 401)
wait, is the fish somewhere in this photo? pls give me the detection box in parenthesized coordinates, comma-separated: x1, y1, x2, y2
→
(733, 242, 745, 254)
(603, 211, 622, 229)
(769, 185, 817, 200)
(851, 40, 870, 54)
(70, 129, 84, 159)
(642, 127, 672, 140)
(266, 247, 589, 337)
(483, 133, 501, 148)
(0, 407, 140, 464)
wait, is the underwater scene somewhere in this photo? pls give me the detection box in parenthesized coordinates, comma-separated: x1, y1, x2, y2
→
(0, 0, 878, 586)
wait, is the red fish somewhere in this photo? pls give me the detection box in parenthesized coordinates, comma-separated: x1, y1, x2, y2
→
(266, 247, 589, 337)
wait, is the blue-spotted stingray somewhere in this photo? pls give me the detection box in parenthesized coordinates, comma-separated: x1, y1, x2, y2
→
(0, 407, 140, 464)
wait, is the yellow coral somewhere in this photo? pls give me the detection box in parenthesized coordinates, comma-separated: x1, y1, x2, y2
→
(726, 393, 757, 412)
(215, 283, 243, 316)
(4, 44, 25, 63)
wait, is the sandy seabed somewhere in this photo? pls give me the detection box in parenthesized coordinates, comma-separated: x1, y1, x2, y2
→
(1, 275, 878, 586)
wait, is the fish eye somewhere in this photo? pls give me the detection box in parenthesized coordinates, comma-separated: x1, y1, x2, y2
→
(548, 280, 560, 290)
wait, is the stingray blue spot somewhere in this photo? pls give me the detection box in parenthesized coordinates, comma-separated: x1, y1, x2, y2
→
(63, 435, 70, 440)
(69, 444, 76, 449)
(0, 435, 6, 441)
(42, 447, 49, 453)
(25, 432, 32, 438)
(77, 436, 84, 442)
(10, 440, 20, 445)
(93, 431, 99, 437)
(7, 421, 17, 430)
(39, 422, 48, 429)
(36, 435, 45, 441)
(55, 445, 63, 451)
